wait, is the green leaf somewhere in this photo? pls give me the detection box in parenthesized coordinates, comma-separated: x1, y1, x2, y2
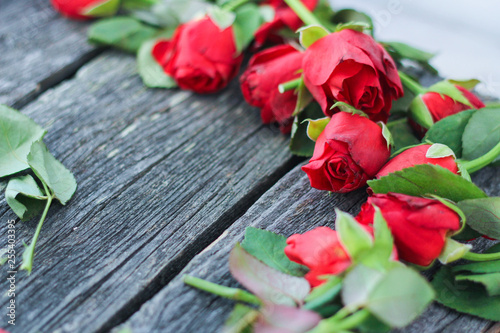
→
(458, 197, 500, 239)
(137, 37, 177, 89)
(83, 0, 120, 16)
(293, 76, 313, 116)
(387, 119, 420, 153)
(88, 17, 157, 53)
(304, 117, 330, 142)
(437, 239, 471, 264)
(425, 143, 456, 159)
(342, 264, 385, 308)
(335, 21, 371, 33)
(241, 227, 308, 277)
(335, 209, 373, 260)
(229, 243, 310, 306)
(453, 260, 500, 275)
(462, 107, 500, 163)
(5, 175, 45, 221)
(427, 81, 473, 107)
(27, 141, 77, 205)
(331, 9, 373, 35)
(455, 273, 500, 296)
(0, 105, 46, 178)
(367, 266, 434, 327)
(368, 164, 487, 202)
(289, 103, 324, 157)
(207, 6, 235, 30)
(378, 122, 393, 150)
(298, 25, 329, 48)
(424, 109, 476, 158)
(371, 206, 394, 263)
(449, 79, 480, 90)
(122, 0, 159, 10)
(223, 304, 258, 333)
(433, 265, 500, 321)
(258, 5, 274, 22)
(332, 102, 369, 118)
(382, 41, 434, 62)
(409, 95, 433, 129)
(232, 4, 263, 53)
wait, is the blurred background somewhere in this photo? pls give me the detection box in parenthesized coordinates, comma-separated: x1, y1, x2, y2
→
(333, 0, 500, 98)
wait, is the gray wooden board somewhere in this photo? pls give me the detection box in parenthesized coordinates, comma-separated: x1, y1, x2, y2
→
(120, 164, 500, 333)
(0, 51, 300, 332)
(0, 0, 99, 108)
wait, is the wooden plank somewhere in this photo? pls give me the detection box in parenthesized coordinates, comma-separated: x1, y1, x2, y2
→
(0, 0, 98, 108)
(0, 51, 299, 332)
(120, 164, 500, 332)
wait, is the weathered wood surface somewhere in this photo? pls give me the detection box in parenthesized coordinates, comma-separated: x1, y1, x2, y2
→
(120, 165, 500, 333)
(0, 0, 99, 108)
(0, 51, 300, 332)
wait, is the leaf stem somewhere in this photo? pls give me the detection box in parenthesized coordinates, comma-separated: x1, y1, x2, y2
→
(278, 78, 302, 93)
(335, 309, 371, 330)
(283, 0, 322, 26)
(463, 251, 500, 262)
(222, 0, 250, 12)
(183, 275, 261, 305)
(461, 141, 500, 173)
(20, 181, 53, 274)
(398, 71, 426, 95)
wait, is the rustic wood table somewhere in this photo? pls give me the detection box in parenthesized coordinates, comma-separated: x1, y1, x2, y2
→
(1, 1, 499, 332)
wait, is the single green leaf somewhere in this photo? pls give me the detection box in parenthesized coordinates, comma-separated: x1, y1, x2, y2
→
(425, 143, 456, 159)
(289, 103, 324, 157)
(304, 117, 330, 142)
(462, 107, 500, 163)
(332, 102, 369, 118)
(437, 239, 471, 264)
(387, 119, 420, 153)
(453, 260, 500, 275)
(455, 273, 500, 296)
(368, 266, 434, 327)
(5, 175, 45, 221)
(122, 0, 159, 10)
(335, 21, 371, 33)
(232, 4, 263, 53)
(378, 122, 393, 150)
(433, 265, 500, 321)
(0, 105, 46, 178)
(427, 81, 473, 107)
(458, 197, 500, 239)
(229, 243, 310, 306)
(293, 75, 313, 116)
(27, 141, 77, 205)
(382, 41, 434, 62)
(368, 164, 487, 202)
(83, 0, 120, 16)
(207, 6, 235, 30)
(241, 227, 308, 277)
(298, 25, 329, 48)
(342, 264, 385, 308)
(452, 224, 482, 241)
(137, 37, 177, 88)
(371, 206, 394, 263)
(222, 304, 258, 333)
(424, 109, 476, 158)
(335, 209, 373, 260)
(449, 79, 480, 90)
(331, 9, 373, 35)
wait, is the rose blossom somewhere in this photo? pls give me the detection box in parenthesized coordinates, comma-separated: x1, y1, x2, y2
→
(240, 45, 303, 133)
(152, 17, 243, 94)
(302, 112, 391, 193)
(302, 29, 403, 122)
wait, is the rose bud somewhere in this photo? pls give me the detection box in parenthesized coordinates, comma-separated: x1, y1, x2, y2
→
(254, 0, 318, 48)
(375, 144, 458, 178)
(240, 45, 303, 133)
(285, 227, 352, 287)
(409, 84, 485, 136)
(356, 193, 461, 266)
(302, 112, 391, 193)
(302, 29, 403, 122)
(152, 17, 243, 94)
(51, 0, 119, 20)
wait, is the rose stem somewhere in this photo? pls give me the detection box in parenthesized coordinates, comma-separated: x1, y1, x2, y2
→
(310, 309, 371, 333)
(279, 77, 302, 93)
(283, 0, 323, 26)
(398, 71, 426, 95)
(463, 251, 500, 262)
(222, 0, 251, 12)
(183, 275, 261, 305)
(20, 180, 54, 274)
(461, 141, 500, 173)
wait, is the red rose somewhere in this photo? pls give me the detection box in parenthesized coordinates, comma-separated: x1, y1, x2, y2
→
(285, 227, 351, 287)
(51, 0, 119, 20)
(410, 85, 485, 136)
(302, 29, 403, 122)
(375, 144, 458, 178)
(356, 193, 461, 266)
(152, 17, 243, 94)
(302, 112, 391, 193)
(254, 0, 318, 48)
(240, 45, 303, 133)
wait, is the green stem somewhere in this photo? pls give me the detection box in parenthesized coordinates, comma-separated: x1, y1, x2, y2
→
(398, 71, 426, 95)
(20, 181, 54, 274)
(283, 0, 322, 26)
(385, 117, 407, 128)
(183, 275, 261, 305)
(336, 309, 371, 330)
(463, 251, 500, 262)
(278, 77, 302, 93)
(222, 0, 250, 12)
(461, 141, 500, 173)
